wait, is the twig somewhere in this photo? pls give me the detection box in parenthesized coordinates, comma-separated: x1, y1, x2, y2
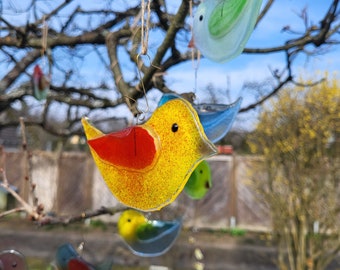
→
(0, 207, 26, 218)
(0, 120, 129, 225)
(19, 117, 38, 208)
(0, 171, 40, 220)
(0, 155, 127, 224)
(19, 117, 28, 151)
(0, 118, 44, 221)
(37, 205, 129, 226)
(0, 149, 28, 219)
(0, 162, 127, 224)
(0, 146, 7, 185)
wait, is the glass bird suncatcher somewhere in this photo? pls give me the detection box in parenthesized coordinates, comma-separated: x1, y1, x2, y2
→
(184, 160, 212, 200)
(118, 209, 182, 257)
(55, 243, 112, 270)
(67, 258, 95, 270)
(82, 98, 217, 211)
(190, 0, 262, 62)
(0, 250, 28, 270)
(55, 243, 79, 270)
(194, 98, 242, 143)
(32, 64, 49, 100)
(158, 93, 242, 143)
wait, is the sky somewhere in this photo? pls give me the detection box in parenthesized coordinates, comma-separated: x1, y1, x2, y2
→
(152, 1, 340, 129)
(1, 0, 340, 130)
(165, 1, 340, 98)
(161, 1, 340, 129)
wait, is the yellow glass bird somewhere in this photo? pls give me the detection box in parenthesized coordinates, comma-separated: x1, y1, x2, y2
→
(118, 210, 148, 243)
(82, 98, 217, 211)
(118, 209, 182, 257)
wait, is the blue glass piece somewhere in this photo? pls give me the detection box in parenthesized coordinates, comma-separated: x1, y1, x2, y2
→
(55, 243, 112, 270)
(55, 243, 79, 270)
(158, 93, 179, 106)
(194, 97, 242, 143)
(125, 219, 182, 257)
(158, 94, 242, 143)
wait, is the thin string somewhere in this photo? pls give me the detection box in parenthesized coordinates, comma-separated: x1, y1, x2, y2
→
(141, 0, 145, 53)
(135, 54, 154, 122)
(133, 54, 161, 123)
(189, 0, 201, 94)
(140, 0, 151, 55)
(135, 0, 153, 122)
(41, 15, 53, 89)
(41, 16, 48, 69)
(193, 51, 201, 94)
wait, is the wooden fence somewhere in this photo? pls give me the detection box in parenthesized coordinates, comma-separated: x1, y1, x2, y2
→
(2, 151, 271, 231)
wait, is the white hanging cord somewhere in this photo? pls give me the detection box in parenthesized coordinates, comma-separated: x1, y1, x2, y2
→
(140, 0, 151, 55)
(189, 0, 200, 94)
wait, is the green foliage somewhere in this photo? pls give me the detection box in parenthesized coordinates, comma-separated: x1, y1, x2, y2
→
(229, 227, 247, 237)
(219, 227, 247, 237)
(89, 219, 108, 231)
(247, 74, 340, 270)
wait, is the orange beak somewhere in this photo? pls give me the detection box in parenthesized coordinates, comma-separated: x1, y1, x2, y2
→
(188, 36, 195, 48)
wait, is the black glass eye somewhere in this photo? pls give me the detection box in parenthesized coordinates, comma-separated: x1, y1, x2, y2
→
(200, 170, 203, 174)
(199, 15, 203, 21)
(171, 123, 179, 132)
(127, 218, 131, 222)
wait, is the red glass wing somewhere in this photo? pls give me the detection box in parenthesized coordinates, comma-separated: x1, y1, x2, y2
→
(88, 126, 157, 170)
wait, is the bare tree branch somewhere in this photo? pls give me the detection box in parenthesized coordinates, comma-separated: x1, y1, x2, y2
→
(0, 50, 41, 95)
(0, 0, 339, 134)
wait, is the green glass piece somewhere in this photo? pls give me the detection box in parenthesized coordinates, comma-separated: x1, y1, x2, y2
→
(209, 0, 247, 38)
(136, 222, 158, 240)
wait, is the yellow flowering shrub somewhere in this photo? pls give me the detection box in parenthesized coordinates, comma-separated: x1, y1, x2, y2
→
(249, 74, 339, 167)
(247, 73, 340, 270)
